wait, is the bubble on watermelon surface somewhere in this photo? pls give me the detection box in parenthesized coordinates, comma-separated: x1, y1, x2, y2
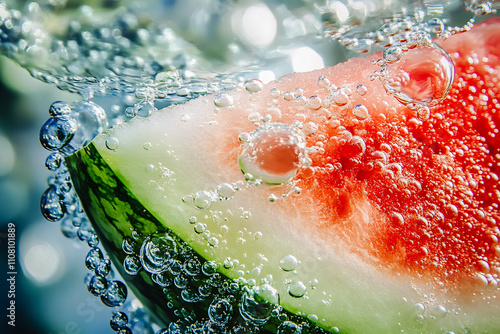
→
(381, 44, 455, 107)
(239, 123, 308, 185)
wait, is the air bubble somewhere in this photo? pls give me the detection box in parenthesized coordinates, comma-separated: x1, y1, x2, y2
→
(193, 191, 214, 209)
(353, 104, 369, 120)
(382, 43, 454, 107)
(283, 91, 295, 100)
(239, 284, 279, 326)
(209, 299, 233, 325)
(383, 46, 403, 63)
(110, 312, 128, 331)
(270, 88, 281, 98)
(88, 275, 108, 296)
(217, 183, 236, 200)
(288, 280, 307, 298)
(356, 84, 368, 96)
(238, 123, 308, 185)
(317, 76, 330, 89)
(139, 234, 176, 274)
(245, 79, 264, 93)
(101, 280, 127, 307)
(49, 101, 71, 119)
(123, 255, 142, 275)
(278, 321, 301, 334)
(105, 137, 119, 150)
(40, 185, 66, 222)
(194, 222, 206, 234)
(45, 152, 62, 171)
(85, 248, 104, 270)
(333, 90, 349, 105)
(213, 93, 234, 108)
(279, 255, 299, 271)
(39, 117, 77, 152)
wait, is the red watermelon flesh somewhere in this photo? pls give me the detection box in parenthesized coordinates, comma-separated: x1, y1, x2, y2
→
(214, 17, 500, 292)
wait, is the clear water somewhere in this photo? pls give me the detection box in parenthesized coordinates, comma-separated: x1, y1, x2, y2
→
(1, 0, 498, 333)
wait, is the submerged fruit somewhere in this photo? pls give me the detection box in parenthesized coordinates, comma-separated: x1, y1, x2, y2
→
(67, 18, 500, 333)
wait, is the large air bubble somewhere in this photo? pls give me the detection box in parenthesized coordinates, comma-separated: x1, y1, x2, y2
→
(382, 43, 454, 107)
(238, 123, 308, 185)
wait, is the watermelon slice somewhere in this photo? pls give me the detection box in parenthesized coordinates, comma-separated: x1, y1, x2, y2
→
(67, 17, 500, 333)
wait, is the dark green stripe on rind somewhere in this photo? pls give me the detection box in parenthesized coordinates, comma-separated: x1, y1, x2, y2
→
(66, 144, 336, 334)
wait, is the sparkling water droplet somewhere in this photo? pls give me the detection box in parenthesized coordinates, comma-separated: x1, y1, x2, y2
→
(214, 93, 234, 108)
(239, 123, 308, 185)
(333, 90, 349, 105)
(245, 79, 264, 93)
(101, 280, 127, 307)
(270, 88, 281, 98)
(105, 136, 119, 150)
(135, 100, 155, 118)
(382, 43, 454, 106)
(279, 255, 299, 271)
(283, 91, 294, 101)
(353, 104, 370, 120)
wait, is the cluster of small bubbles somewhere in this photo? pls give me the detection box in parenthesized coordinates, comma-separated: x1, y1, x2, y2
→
(40, 100, 108, 157)
(465, 0, 497, 16)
